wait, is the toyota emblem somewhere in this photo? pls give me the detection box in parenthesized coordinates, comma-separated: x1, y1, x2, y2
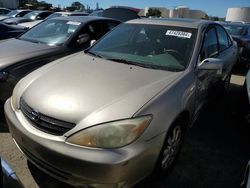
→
(31, 111, 40, 122)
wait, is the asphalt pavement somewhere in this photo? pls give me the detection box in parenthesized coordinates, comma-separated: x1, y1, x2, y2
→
(0, 68, 249, 188)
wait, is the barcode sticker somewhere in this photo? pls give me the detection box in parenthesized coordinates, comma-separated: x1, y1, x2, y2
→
(166, 30, 192, 38)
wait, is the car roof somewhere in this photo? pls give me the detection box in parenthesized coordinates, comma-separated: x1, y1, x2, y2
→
(16, 9, 31, 12)
(220, 22, 250, 27)
(50, 16, 119, 23)
(31, 10, 52, 13)
(54, 11, 88, 15)
(0, 8, 10, 10)
(126, 18, 215, 29)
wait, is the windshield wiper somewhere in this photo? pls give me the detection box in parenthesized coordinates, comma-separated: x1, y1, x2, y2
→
(85, 51, 103, 58)
(108, 58, 185, 72)
(18, 37, 43, 44)
(106, 58, 160, 69)
(106, 58, 135, 65)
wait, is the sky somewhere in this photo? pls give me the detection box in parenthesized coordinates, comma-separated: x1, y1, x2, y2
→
(46, 0, 250, 17)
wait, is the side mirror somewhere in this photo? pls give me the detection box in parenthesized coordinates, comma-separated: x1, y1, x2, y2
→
(198, 58, 223, 75)
(77, 34, 90, 45)
(90, 39, 96, 46)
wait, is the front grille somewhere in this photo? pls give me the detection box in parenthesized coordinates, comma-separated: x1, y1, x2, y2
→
(20, 98, 76, 136)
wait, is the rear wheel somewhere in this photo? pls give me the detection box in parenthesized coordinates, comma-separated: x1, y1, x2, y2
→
(223, 73, 231, 92)
(217, 73, 231, 97)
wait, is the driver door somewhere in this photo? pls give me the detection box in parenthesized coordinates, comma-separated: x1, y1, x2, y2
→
(195, 26, 220, 114)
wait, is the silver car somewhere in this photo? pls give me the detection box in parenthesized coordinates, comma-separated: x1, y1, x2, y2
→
(0, 16, 120, 103)
(222, 22, 250, 67)
(242, 161, 250, 188)
(5, 18, 237, 188)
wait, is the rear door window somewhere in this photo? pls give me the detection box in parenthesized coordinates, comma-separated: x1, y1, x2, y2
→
(18, 11, 30, 17)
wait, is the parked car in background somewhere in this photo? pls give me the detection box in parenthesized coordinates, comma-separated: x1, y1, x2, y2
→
(244, 69, 250, 123)
(46, 11, 89, 19)
(0, 16, 121, 102)
(102, 7, 140, 21)
(3, 10, 53, 25)
(245, 70, 250, 104)
(0, 157, 23, 188)
(0, 8, 11, 15)
(90, 7, 140, 21)
(222, 22, 250, 67)
(5, 18, 237, 188)
(0, 10, 32, 21)
(241, 161, 250, 188)
(19, 11, 89, 28)
(0, 22, 27, 40)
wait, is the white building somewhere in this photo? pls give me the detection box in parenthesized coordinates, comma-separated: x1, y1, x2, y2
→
(0, 0, 19, 9)
(226, 7, 250, 22)
(140, 6, 206, 19)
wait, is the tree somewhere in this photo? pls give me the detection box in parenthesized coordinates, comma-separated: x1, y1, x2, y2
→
(206, 16, 225, 21)
(19, 0, 52, 10)
(71, 1, 84, 10)
(146, 8, 161, 17)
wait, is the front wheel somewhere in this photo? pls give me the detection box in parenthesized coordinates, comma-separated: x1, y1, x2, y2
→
(155, 118, 186, 175)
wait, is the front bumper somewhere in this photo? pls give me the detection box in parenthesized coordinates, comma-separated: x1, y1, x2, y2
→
(5, 99, 163, 188)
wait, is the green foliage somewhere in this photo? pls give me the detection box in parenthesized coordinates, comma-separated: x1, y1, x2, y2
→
(71, 1, 84, 10)
(146, 8, 161, 17)
(203, 14, 225, 21)
(19, 0, 52, 10)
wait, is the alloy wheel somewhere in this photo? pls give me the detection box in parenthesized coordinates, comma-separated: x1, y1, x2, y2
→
(161, 126, 182, 170)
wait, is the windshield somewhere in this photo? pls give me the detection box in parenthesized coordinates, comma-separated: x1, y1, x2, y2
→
(223, 25, 247, 36)
(19, 19, 81, 46)
(89, 23, 197, 71)
(23, 11, 39, 19)
(6, 10, 18, 17)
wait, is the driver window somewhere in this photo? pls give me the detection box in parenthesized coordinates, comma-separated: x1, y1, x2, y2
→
(200, 27, 218, 62)
(73, 22, 103, 47)
(87, 22, 104, 41)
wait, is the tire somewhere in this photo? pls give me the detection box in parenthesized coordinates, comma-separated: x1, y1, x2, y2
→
(222, 73, 231, 93)
(216, 73, 231, 97)
(154, 117, 186, 176)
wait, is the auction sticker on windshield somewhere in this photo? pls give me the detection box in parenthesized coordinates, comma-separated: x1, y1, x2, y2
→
(166, 30, 192, 38)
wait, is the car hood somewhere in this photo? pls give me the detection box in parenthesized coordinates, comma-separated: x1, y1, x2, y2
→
(21, 53, 182, 129)
(0, 39, 58, 70)
(8, 24, 27, 30)
(4, 17, 31, 24)
(19, 20, 42, 28)
(0, 16, 10, 21)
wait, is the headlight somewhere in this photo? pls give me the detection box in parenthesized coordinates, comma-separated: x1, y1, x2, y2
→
(66, 116, 152, 148)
